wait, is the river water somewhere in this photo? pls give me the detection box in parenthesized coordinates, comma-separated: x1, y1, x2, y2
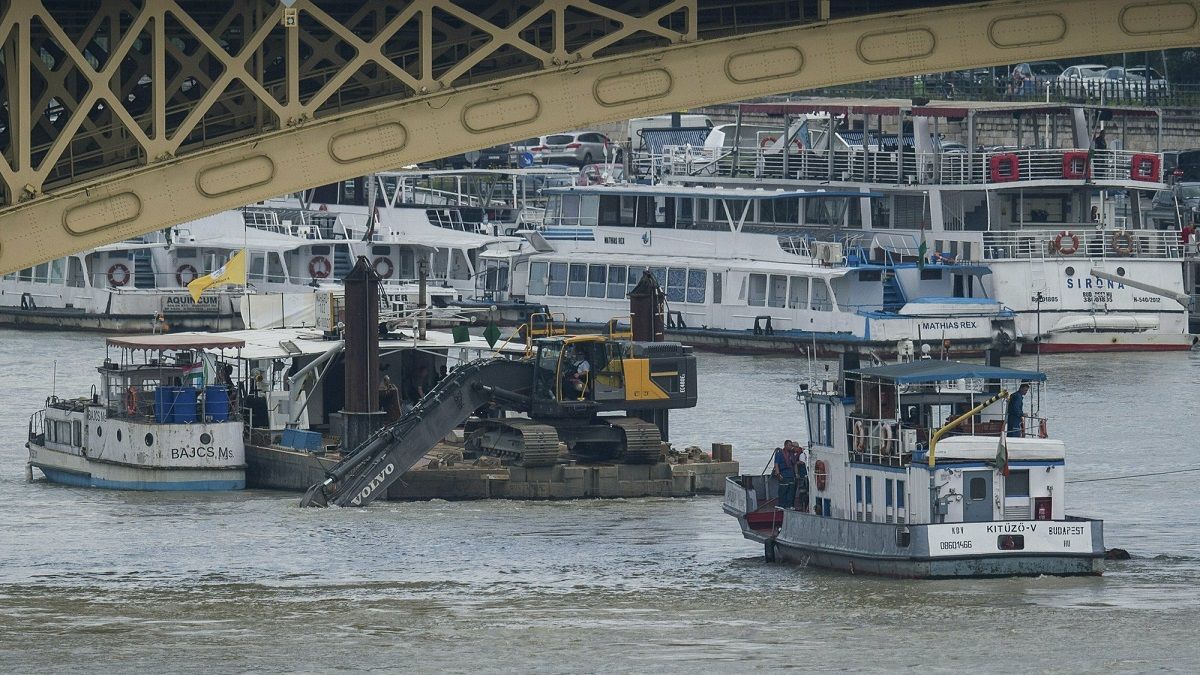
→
(1, 328, 1198, 672)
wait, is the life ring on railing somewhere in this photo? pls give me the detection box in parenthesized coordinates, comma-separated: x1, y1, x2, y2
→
(1111, 230, 1135, 255)
(989, 153, 1021, 183)
(124, 386, 138, 415)
(175, 264, 198, 286)
(1062, 151, 1091, 180)
(1130, 153, 1161, 182)
(107, 263, 131, 287)
(308, 256, 332, 279)
(852, 420, 867, 451)
(813, 460, 828, 492)
(1052, 230, 1080, 256)
(372, 256, 394, 279)
(880, 423, 894, 455)
(1038, 418, 1048, 439)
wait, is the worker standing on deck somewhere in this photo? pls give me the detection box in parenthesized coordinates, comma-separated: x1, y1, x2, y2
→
(1007, 383, 1030, 437)
(791, 442, 810, 512)
(773, 446, 796, 510)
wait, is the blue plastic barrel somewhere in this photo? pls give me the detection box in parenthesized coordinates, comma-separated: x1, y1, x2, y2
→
(173, 387, 198, 423)
(154, 387, 172, 423)
(204, 386, 230, 422)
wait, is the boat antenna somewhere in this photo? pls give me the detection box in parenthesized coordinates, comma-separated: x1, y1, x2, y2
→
(52, 360, 56, 399)
(1035, 291, 1043, 373)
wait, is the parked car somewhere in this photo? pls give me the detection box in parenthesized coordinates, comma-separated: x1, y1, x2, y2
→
(1010, 61, 1063, 94)
(1056, 64, 1109, 97)
(1148, 181, 1200, 228)
(1101, 67, 1147, 98)
(1126, 66, 1169, 95)
(509, 137, 543, 166)
(534, 131, 618, 166)
(435, 143, 511, 169)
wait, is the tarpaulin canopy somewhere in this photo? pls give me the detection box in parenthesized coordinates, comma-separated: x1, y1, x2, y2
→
(850, 360, 1046, 384)
(107, 333, 246, 351)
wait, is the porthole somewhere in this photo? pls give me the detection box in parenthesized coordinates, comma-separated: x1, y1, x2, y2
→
(145, 433, 154, 447)
(96, 426, 103, 437)
(1064, 266, 1075, 276)
(1116, 267, 1126, 276)
(200, 432, 212, 445)
(116, 429, 122, 442)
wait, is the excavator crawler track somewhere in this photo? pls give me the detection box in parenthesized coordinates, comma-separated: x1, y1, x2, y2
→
(607, 417, 664, 464)
(468, 418, 561, 467)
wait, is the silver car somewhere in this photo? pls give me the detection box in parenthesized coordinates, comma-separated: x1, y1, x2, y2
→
(535, 131, 618, 166)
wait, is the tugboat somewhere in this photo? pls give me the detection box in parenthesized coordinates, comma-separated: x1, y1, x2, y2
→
(26, 334, 247, 490)
(724, 349, 1105, 577)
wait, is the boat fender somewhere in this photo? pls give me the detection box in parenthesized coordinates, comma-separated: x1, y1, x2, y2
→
(1110, 230, 1135, 256)
(1038, 418, 1048, 439)
(852, 420, 867, 451)
(107, 263, 131, 287)
(372, 256, 394, 279)
(1052, 231, 1080, 256)
(814, 460, 828, 491)
(309, 256, 332, 279)
(124, 386, 138, 415)
(176, 263, 199, 286)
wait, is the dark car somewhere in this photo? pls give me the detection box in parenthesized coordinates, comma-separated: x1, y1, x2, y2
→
(1148, 181, 1200, 228)
(436, 143, 512, 170)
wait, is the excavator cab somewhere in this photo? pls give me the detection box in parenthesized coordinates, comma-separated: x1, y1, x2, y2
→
(530, 335, 696, 414)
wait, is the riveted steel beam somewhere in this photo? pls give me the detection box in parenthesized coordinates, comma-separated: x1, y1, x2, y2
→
(0, 0, 1197, 273)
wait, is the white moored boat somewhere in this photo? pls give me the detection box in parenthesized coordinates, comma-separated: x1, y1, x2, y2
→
(723, 356, 1105, 578)
(26, 334, 247, 491)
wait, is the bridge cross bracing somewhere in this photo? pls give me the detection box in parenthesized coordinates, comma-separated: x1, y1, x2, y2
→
(0, 0, 1196, 273)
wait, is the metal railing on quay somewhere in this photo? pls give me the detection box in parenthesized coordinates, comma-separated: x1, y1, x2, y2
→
(803, 78, 1195, 107)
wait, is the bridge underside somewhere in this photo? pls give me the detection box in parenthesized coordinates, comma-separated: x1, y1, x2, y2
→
(0, 0, 1197, 273)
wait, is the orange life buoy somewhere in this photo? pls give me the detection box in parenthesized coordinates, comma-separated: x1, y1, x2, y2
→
(124, 386, 138, 415)
(1111, 230, 1135, 255)
(308, 256, 332, 279)
(880, 423, 894, 455)
(989, 153, 1021, 183)
(372, 256, 394, 279)
(853, 420, 866, 451)
(814, 460, 828, 492)
(1038, 418, 1048, 439)
(175, 263, 198, 286)
(1062, 151, 1090, 180)
(107, 263, 131, 287)
(1052, 230, 1080, 256)
(1130, 153, 1161, 182)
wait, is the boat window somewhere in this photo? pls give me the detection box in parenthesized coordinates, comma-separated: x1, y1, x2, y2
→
(920, 269, 943, 280)
(865, 476, 873, 505)
(648, 267, 667, 289)
(546, 262, 567, 296)
(697, 199, 710, 223)
(712, 272, 722, 304)
(49, 258, 66, 284)
(896, 480, 906, 509)
(528, 262, 549, 295)
(567, 263, 587, 297)
(788, 277, 808, 309)
(372, 245, 390, 256)
(812, 281, 833, 311)
(886, 478, 894, 507)
(310, 245, 331, 256)
(871, 197, 892, 229)
(857, 270, 882, 282)
(855, 475, 862, 503)
(892, 195, 929, 229)
(267, 253, 286, 283)
(67, 258, 85, 287)
(725, 199, 749, 226)
(607, 265, 627, 299)
(678, 198, 694, 226)
(588, 264, 607, 298)
(969, 476, 988, 501)
(626, 266, 643, 293)
(998, 534, 1025, 550)
(748, 274, 767, 307)
(249, 253, 266, 281)
(598, 195, 622, 226)
(768, 275, 787, 308)
(34, 262, 49, 283)
(666, 268, 686, 302)
(18, 267, 32, 282)
(686, 269, 705, 303)
(73, 420, 82, 446)
(1004, 470, 1030, 497)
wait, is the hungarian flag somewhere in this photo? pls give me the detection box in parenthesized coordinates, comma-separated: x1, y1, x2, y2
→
(181, 361, 203, 379)
(189, 250, 247, 302)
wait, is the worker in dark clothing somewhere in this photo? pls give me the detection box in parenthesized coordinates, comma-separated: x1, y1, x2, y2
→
(773, 446, 796, 510)
(1007, 383, 1030, 437)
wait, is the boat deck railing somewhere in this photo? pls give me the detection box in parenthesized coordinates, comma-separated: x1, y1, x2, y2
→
(106, 383, 240, 424)
(980, 229, 1182, 260)
(848, 414, 1050, 466)
(656, 145, 1164, 188)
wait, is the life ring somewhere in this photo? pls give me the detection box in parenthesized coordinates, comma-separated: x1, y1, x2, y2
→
(175, 264, 198, 286)
(107, 263, 131, 287)
(308, 256, 332, 279)
(813, 460, 828, 492)
(989, 153, 1021, 183)
(1052, 230, 1080, 256)
(372, 256, 394, 279)
(1038, 418, 1048, 439)
(880, 423, 894, 455)
(1130, 153, 1160, 182)
(1062, 150, 1090, 180)
(852, 420, 866, 451)
(124, 386, 138, 415)
(1111, 230, 1135, 255)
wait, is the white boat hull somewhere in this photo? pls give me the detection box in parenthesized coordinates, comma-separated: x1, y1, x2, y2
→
(29, 443, 245, 491)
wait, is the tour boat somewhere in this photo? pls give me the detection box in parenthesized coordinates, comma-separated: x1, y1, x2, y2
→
(723, 354, 1105, 578)
(657, 99, 1191, 353)
(26, 334, 247, 490)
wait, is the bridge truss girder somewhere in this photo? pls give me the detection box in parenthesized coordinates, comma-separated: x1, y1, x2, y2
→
(0, 0, 1197, 273)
